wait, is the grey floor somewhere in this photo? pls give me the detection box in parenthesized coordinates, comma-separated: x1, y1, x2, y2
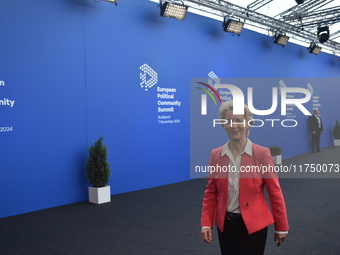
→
(1, 146, 340, 255)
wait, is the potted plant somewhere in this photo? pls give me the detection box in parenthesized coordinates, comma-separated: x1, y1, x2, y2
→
(333, 119, 340, 146)
(269, 146, 282, 165)
(86, 134, 111, 204)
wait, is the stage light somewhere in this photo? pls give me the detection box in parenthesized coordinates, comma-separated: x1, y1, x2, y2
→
(103, 0, 118, 3)
(273, 33, 289, 47)
(160, 1, 188, 21)
(223, 18, 244, 35)
(94, 0, 118, 4)
(317, 26, 329, 43)
(295, 0, 304, 4)
(308, 42, 322, 55)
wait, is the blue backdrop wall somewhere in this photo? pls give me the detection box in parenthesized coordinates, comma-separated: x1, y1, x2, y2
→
(0, 0, 339, 218)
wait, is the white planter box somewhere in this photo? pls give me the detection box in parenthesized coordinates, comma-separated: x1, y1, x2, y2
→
(334, 139, 340, 146)
(272, 155, 282, 165)
(88, 186, 111, 204)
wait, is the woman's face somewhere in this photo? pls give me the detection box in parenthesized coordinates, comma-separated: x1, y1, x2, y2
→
(223, 110, 249, 142)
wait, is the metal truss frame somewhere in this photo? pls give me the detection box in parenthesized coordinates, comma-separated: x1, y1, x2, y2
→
(274, 0, 334, 18)
(282, 6, 340, 28)
(247, 0, 274, 12)
(170, 0, 340, 55)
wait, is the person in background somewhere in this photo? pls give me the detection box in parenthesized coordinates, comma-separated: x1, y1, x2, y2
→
(200, 100, 289, 255)
(308, 109, 324, 153)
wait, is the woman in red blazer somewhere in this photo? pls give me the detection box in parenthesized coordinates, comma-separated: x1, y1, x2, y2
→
(201, 101, 289, 255)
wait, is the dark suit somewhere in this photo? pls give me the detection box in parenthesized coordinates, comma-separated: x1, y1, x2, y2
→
(308, 114, 323, 152)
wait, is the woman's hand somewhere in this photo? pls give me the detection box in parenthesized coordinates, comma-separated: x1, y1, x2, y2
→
(201, 227, 213, 243)
(274, 233, 287, 246)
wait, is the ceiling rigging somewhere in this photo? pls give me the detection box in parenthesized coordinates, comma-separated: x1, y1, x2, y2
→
(160, 0, 340, 56)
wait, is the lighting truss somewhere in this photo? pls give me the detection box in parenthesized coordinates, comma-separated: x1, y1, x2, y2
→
(275, 0, 334, 19)
(330, 30, 340, 40)
(160, 1, 188, 21)
(281, 6, 340, 28)
(247, 0, 274, 12)
(175, 0, 340, 55)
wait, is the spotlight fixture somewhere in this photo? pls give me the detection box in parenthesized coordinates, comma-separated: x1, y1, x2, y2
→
(308, 42, 322, 55)
(273, 33, 289, 47)
(317, 26, 330, 43)
(160, 1, 188, 21)
(295, 0, 304, 4)
(223, 18, 244, 35)
(95, 0, 118, 4)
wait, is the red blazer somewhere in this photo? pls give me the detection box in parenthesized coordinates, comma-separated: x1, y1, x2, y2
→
(200, 143, 289, 234)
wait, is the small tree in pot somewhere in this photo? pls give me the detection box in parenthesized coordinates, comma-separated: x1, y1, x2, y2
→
(333, 119, 340, 146)
(269, 146, 282, 165)
(86, 135, 111, 204)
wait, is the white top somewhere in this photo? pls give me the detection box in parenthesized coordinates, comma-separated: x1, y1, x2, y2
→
(221, 138, 252, 214)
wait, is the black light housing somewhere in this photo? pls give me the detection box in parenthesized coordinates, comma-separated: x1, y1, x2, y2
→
(296, 0, 304, 4)
(273, 33, 289, 47)
(223, 18, 244, 35)
(160, 1, 188, 21)
(103, 0, 118, 4)
(308, 42, 322, 55)
(317, 26, 330, 43)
